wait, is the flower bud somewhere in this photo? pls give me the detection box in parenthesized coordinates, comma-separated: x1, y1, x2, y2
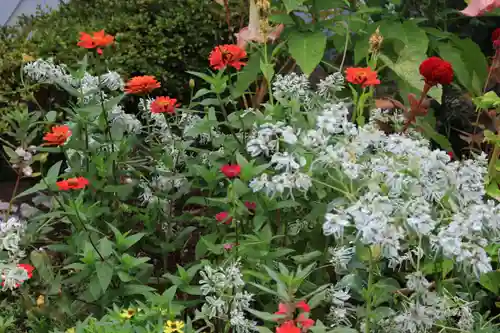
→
(189, 79, 195, 89)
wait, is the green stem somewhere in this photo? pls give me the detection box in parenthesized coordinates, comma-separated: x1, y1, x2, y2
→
(4, 172, 21, 221)
(365, 248, 374, 333)
(216, 93, 244, 149)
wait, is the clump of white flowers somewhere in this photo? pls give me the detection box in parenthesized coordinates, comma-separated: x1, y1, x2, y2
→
(23, 58, 123, 105)
(197, 259, 257, 333)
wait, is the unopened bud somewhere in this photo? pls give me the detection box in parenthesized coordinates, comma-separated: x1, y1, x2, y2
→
(189, 79, 195, 89)
(369, 27, 383, 53)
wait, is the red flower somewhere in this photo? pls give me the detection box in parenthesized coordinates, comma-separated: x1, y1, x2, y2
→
(220, 164, 241, 178)
(275, 303, 290, 316)
(419, 57, 454, 86)
(244, 201, 257, 211)
(18, 264, 35, 279)
(151, 96, 180, 114)
(276, 321, 301, 333)
(77, 30, 114, 55)
(296, 313, 315, 330)
(447, 151, 454, 159)
(43, 125, 72, 146)
(492, 28, 500, 43)
(56, 177, 89, 191)
(216, 212, 233, 224)
(345, 67, 381, 88)
(124, 76, 161, 95)
(295, 300, 310, 313)
(1, 263, 35, 288)
(209, 44, 247, 71)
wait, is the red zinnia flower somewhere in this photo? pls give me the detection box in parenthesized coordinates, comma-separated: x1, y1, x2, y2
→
(244, 201, 257, 211)
(77, 30, 114, 55)
(56, 177, 89, 191)
(295, 300, 310, 313)
(220, 164, 241, 178)
(216, 212, 233, 224)
(209, 44, 247, 71)
(276, 321, 301, 333)
(43, 125, 72, 146)
(492, 28, 500, 43)
(345, 67, 381, 88)
(151, 96, 180, 114)
(419, 57, 454, 86)
(124, 76, 161, 95)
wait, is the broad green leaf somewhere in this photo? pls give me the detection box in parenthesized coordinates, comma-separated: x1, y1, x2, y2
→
(480, 271, 500, 294)
(95, 262, 113, 293)
(437, 42, 474, 95)
(46, 160, 63, 183)
(292, 251, 323, 264)
(288, 30, 327, 77)
(451, 37, 488, 96)
(260, 60, 275, 83)
(3, 145, 17, 160)
(123, 284, 156, 296)
(88, 275, 103, 300)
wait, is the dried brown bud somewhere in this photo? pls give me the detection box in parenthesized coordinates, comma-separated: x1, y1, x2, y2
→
(369, 27, 383, 53)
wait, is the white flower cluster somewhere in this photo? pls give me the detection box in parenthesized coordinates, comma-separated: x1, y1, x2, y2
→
(0, 216, 26, 260)
(272, 72, 311, 101)
(23, 58, 124, 105)
(378, 272, 475, 333)
(327, 286, 354, 327)
(317, 72, 345, 97)
(12, 146, 37, 177)
(109, 105, 142, 134)
(198, 260, 257, 333)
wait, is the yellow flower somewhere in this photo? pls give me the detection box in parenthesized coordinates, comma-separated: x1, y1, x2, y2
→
(65, 328, 75, 333)
(164, 320, 185, 333)
(120, 308, 136, 319)
(36, 295, 45, 307)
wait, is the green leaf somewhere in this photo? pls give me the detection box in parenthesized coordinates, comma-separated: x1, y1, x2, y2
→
(283, 0, 305, 13)
(3, 145, 17, 160)
(95, 262, 113, 293)
(232, 51, 261, 98)
(256, 327, 274, 333)
(30, 251, 54, 282)
(88, 275, 103, 301)
(329, 328, 359, 333)
(292, 251, 323, 264)
(260, 59, 275, 83)
(418, 121, 453, 151)
(15, 181, 48, 199)
(45, 110, 58, 123)
(451, 37, 488, 96)
(437, 43, 474, 95)
(473, 91, 500, 109)
(246, 309, 284, 322)
(288, 30, 326, 77)
(123, 284, 156, 296)
(46, 160, 63, 183)
(480, 271, 500, 294)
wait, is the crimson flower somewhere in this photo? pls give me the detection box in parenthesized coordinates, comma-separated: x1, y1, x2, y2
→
(124, 76, 161, 95)
(419, 57, 453, 86)
(209, 44, 247, 71)
(151, 96, 180, 114)
(220, 164, 241, 178)
(296, 313, 315, 330)
(276, 321, 300, 333)
(275, 303, 290, 316)
(295, 300, 310, 313)
(244, 201, 257, 211)
(77, 30, 114, 55)
(56, 177, 89, 191)
(43, 125, 72, 146)
(345, 67, 380, 88)
(216, 212, 233, 224)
